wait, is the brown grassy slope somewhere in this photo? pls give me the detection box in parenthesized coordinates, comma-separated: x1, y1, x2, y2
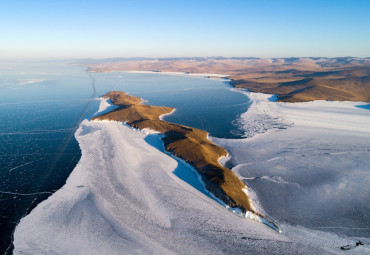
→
(87, 58, 370, 102)
(231, 66, 370, 102)
(92, 91, 255, 213)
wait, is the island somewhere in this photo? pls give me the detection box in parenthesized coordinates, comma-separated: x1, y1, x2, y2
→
(92, 91, 259, 216)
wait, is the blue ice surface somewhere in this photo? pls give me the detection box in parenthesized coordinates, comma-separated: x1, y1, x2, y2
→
(144, 134, 211, 198)
(268, 95, 278, 102)
(355, 103, 370, 110)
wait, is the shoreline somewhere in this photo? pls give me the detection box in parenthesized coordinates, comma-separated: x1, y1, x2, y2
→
(89, 69, 231, 82)
(92, 92, 262, 216)
(89, 69, 230, 77)
(93, 96, 280, 231)
(89, 68, 370, 106)
(86, 57, 370, 103)
(91, 68, 370, 104)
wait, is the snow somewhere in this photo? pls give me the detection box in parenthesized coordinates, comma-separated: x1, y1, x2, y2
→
(231, 90, 293, 138)
(13, 95, 370, 254)
(159, 108, 176, 121)
(211, 90, 370, 253)
(91, 98, 119, 118)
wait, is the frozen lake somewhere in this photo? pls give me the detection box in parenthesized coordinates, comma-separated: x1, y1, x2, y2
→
(0, 61, 250, 253)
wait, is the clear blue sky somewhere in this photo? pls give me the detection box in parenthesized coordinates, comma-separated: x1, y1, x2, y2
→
(1, 0, 369, 59)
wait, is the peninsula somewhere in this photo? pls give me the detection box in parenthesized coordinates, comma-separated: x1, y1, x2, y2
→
(92, 91, 257, 215)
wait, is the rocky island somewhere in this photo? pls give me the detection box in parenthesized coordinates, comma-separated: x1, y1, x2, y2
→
(92, 91, 258, 216)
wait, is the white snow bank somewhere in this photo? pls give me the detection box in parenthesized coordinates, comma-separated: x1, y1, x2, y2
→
(91, 98, 119, 118)
(212, 91, 370, 253)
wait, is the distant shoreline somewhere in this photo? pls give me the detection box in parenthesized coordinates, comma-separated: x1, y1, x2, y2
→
(88, 69, 230, 80)
(85, 57, 370, 103)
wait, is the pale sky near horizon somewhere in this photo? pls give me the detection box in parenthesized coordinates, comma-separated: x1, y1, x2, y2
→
(1, 0, 369, 59)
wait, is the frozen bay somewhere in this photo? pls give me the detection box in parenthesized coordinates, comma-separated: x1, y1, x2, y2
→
(0, 62, 251, 253)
